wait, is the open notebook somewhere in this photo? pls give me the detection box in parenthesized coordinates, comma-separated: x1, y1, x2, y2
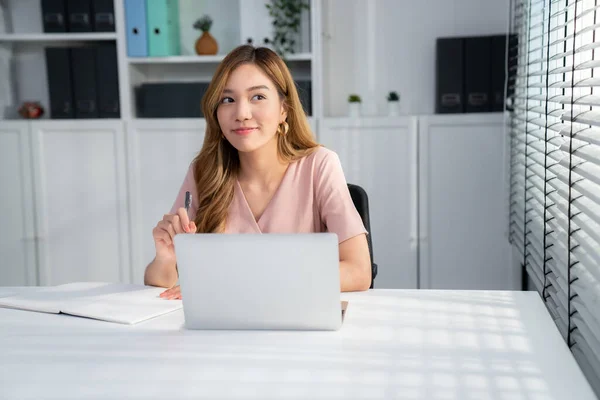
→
(0, 282, 182, 325)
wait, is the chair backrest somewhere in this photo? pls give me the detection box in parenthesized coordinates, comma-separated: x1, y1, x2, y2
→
(347, 183, 377, 288)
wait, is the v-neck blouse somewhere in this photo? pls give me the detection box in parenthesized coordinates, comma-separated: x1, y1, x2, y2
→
(170, 147, 367, 243)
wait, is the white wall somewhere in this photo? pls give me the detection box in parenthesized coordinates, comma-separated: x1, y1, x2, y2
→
(322, 0, 510, 117)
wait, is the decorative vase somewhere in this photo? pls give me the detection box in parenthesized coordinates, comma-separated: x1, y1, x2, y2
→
(348, 102, 361, 118)
(195, 31, 218, 55)
(388, 101, 400, 116)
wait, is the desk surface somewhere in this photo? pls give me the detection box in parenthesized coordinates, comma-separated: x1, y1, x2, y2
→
(0, 288, 596, 400)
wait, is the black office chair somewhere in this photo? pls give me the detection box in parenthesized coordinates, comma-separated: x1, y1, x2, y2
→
(347, 183, 377, 288)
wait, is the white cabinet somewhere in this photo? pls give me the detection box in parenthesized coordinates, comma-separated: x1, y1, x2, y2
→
(0, 122, 36, 286)
(418, 114, 513, 289)
(1, 114, 514, 290)
(318, 117, 419, 289)
(29, 120, 130, 286)
(126, 119, 206, 284)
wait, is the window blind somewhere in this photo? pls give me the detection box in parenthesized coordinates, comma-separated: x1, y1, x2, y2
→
(509, 0, 600, 396)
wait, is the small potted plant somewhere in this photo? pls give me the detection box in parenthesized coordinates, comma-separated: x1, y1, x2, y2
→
(387, 91, 400, 116)
(348, 94, 361, 118)
(193, 15, 218, 55)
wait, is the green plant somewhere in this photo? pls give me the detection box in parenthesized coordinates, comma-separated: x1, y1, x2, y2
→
(193, 15, 213, 32)
(387, 91, 400, 102)
(265, 0, 310, 57)
(348, 94, 361, 103)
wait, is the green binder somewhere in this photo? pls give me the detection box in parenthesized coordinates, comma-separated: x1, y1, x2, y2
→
(146, 0, 180, 57)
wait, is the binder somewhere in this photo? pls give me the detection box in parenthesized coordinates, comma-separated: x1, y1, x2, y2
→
(435, 37, 464, 113)
(93, 0, 115, 32)
(295, 80, 312, 116)
(95, 43, 120, 118)
(41, 0, 68, 33)
(146, 0, 181, 57)
(491, 35, 509, 112)
(464, 36, 492, 113)
(70, 47, 98, 118)
(124, 0, 148, 57)
(66, 0, 93, 32)
(136, 82, 209, 118)
(44, 47, 75, 118)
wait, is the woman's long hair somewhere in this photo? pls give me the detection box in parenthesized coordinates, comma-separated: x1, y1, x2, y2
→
(192, 45, 319, 233)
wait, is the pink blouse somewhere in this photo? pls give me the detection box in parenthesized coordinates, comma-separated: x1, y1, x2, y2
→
(170, 147, 367, 243)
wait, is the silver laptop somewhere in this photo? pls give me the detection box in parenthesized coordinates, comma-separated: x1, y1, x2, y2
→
(174, 233, 343, 331)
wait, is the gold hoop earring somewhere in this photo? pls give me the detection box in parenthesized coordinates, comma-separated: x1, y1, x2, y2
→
(278, 121, 289, 136)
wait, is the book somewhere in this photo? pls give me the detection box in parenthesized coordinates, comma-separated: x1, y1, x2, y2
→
(0, 282, 182, 325)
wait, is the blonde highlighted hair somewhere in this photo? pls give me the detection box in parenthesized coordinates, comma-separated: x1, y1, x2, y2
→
(192, 45, 319, 233)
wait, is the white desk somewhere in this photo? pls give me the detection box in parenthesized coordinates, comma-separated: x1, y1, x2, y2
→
(0, 288, 596, 400)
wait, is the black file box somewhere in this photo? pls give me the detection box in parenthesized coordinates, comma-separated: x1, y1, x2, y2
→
(490, 35, 507, 112)
(95, 43, 120, 118)
(45, 47, 75, 118)
(66, 0, 93, 32)
(93, 0, 115, 32)
(41, 0, 68, 32)
(71, 47, 99, 118)
(464, 36, 492, 113)
(295, 80, 312, 116)
(436, 37, 464, 113)
(135, 82, 210, 118)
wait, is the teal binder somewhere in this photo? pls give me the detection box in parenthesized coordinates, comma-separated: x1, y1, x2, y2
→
(146, 0, 180, 57)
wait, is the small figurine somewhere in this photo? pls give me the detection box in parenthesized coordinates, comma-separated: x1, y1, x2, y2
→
(18, 101, 44, 119)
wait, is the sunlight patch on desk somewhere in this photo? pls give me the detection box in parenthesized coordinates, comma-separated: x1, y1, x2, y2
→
(461, 373, 490, 390)
(394, 387, 424, 400)
(432, 372, 458, 388)
(480, 333, 508, 351)
(506, 333, 531, 353)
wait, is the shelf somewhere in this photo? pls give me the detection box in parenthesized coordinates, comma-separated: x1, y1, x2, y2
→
(279, 53, 313, 61)
(0, 33, 117, 42)
(128, 55, 225, 64)
(128, 52, 313, 65)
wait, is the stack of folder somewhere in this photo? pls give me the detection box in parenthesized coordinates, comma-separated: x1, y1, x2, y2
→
(435, 34, 518, 114)
(45, 43, 120, 119)
(41, 0, 115, 33)
(124, 0, 181, 57)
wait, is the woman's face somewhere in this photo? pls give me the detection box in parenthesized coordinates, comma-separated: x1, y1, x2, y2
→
(217, 63, 287, 154)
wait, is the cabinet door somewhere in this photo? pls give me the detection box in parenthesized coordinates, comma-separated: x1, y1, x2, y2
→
(419, 114, 513, 289)
(0, 122, 37, 286)
(30, 121, 130, 286)
(126, 119, 206, 284)
(319, 117, 419, 289)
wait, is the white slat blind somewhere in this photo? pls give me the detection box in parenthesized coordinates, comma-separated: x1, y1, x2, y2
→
(509, 0, 600, 395)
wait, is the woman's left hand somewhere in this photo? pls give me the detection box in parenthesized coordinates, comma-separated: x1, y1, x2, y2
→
(159, 285, 181, 300)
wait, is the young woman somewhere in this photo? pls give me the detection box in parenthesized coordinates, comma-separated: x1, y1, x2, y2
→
(145, 45, 371, 299)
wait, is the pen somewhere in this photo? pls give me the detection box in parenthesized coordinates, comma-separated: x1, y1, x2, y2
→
(184, 191, 192, 233)
(184, 191, 192, 217)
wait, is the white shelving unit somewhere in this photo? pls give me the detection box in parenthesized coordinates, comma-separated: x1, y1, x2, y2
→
(0, 0, 120, 119)
(117, 0, 319, 120)
(0, 0, 322, 121)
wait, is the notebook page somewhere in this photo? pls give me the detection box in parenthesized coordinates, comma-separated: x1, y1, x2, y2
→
(61, 286, 182, 325)
(0, 282, 111, 314)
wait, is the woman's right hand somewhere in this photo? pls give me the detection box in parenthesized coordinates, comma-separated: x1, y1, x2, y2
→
(152, 207, 197, 261)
